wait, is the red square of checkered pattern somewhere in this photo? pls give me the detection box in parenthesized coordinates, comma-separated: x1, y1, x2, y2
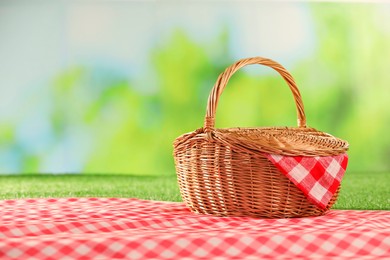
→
(266, 153, 348, 209)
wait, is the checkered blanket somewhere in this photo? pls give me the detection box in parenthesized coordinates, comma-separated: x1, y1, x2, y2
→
(1, 198, 389, 259)
(266, 153, 348, 209)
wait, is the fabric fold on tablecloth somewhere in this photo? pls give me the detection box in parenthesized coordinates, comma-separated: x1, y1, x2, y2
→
(266, 153, 348, 209)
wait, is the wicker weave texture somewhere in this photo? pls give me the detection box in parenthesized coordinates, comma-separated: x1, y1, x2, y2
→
(173, 57, 348, 218)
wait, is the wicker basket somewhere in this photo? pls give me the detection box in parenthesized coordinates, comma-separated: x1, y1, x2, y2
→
(173, 57, 349, 218)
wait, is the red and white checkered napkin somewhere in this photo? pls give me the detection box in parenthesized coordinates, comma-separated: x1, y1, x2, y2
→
(0, 198, 389, 259)
(266, 153, 349, 209)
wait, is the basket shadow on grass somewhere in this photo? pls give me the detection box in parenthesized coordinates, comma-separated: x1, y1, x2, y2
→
(0, 172, 388, 210)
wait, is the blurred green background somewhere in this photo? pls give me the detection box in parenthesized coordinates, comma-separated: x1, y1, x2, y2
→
(0, 1, 389, 175)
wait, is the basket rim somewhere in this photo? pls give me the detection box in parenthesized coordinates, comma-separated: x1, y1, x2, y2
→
(174, 126, 349, 157)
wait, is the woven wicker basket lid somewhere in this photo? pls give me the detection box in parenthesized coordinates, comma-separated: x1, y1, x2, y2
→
(180, 57, 349, 157)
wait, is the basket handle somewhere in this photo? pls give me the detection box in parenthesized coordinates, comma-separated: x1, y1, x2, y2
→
(204, 57, 307, 136)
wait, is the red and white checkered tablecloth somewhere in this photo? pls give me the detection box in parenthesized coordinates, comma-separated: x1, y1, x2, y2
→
(0, 198, 389, 259)
(266, 153, 348, 209)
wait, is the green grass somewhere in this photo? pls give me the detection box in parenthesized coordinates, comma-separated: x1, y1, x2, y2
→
(0, 172, 388, 210)
(0, 174, 182, 202)
(333, 171, 389, 210)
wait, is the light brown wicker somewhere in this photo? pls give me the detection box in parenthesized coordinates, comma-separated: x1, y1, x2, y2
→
(173, 57, 349, 218)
